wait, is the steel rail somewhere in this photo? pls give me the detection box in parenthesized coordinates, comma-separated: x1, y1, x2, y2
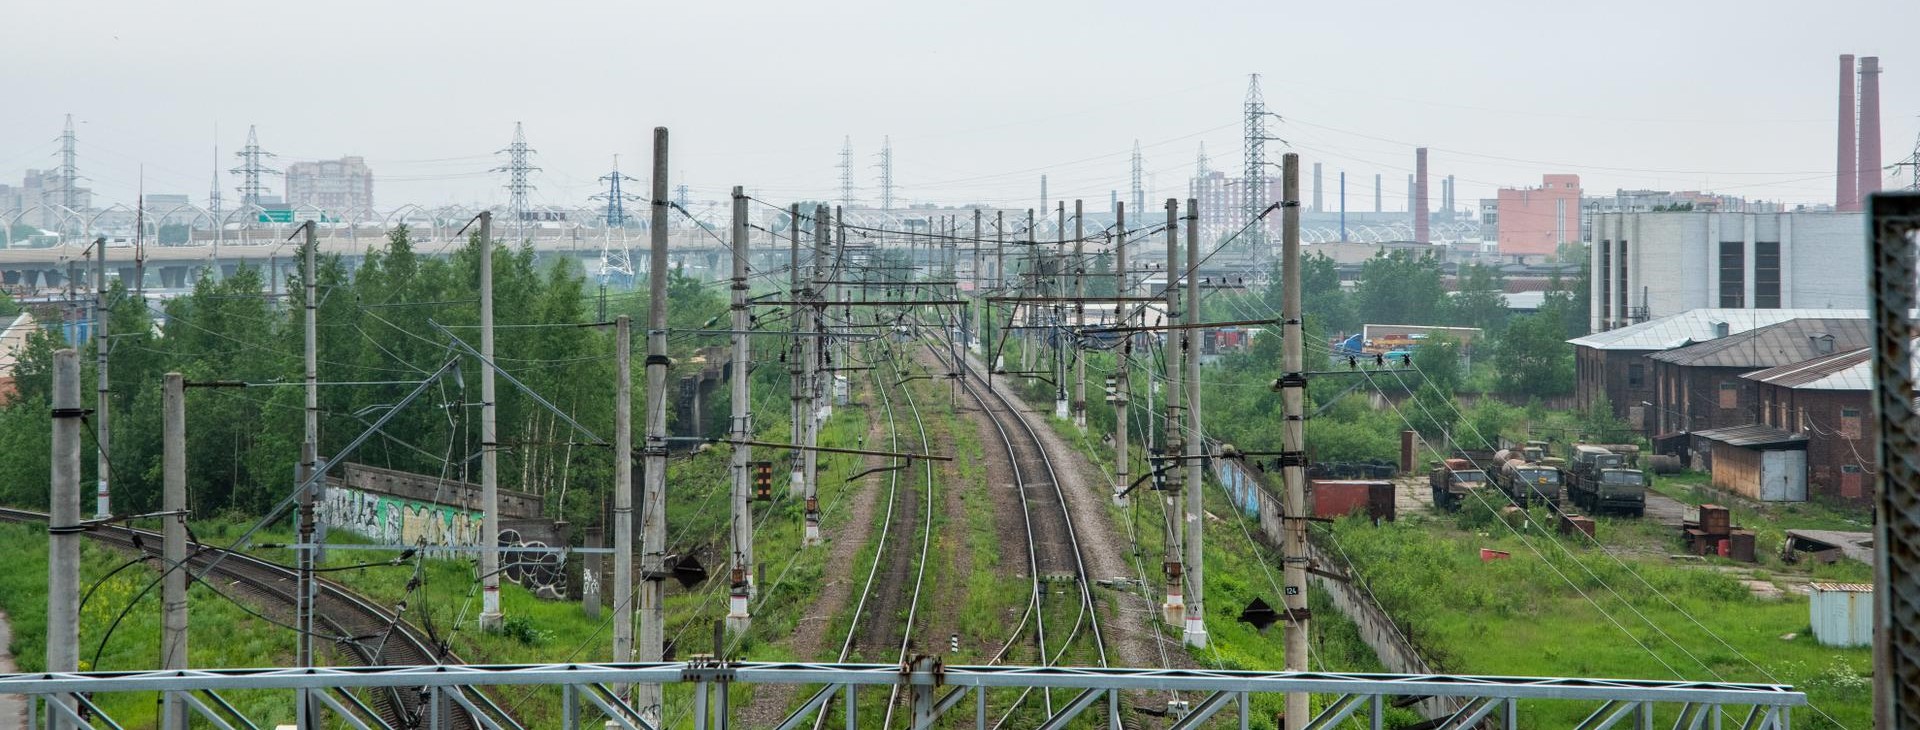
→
(0, 507, 495, 729)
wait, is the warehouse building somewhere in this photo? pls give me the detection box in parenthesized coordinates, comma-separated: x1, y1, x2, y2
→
(1588, 211, 1866, 333)
(1568, 309, 1861, 432)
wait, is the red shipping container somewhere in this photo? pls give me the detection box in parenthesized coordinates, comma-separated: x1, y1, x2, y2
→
(1310, 480, 1394, 522)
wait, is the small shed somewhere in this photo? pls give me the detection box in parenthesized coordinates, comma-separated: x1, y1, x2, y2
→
(1693, 424, 1809, 501)
(1808, 583, 1873, 648)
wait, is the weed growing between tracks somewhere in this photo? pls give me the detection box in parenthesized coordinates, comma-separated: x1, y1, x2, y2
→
(0, 522, 298, 726)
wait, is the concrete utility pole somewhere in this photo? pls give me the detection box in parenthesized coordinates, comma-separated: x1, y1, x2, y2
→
(996, 210, 1005, 293)
(1022, 208, 1035, 380)
(48, 349, 79, 727)
(1279, 153, 1310, 730)
(639, 127, 672, 724)
(294, 220, 322, 701)
(1183, 197, 1207, 648)
(728, 186, 754, 630)
(478, 210, 503, 632)
(789, 204, 805, 503)
(972, 208, 983, 352)
(613, 315, 633, 667)
(92, 238, 109, 519)
(1112, 202, 1130, 506)
(1160, 198, 1185, 626)
(802, 205, 828, 546)
(1055, 202, 1069, 419)
(1072, 199, 1086, 429)
(161, 372, 188, 728)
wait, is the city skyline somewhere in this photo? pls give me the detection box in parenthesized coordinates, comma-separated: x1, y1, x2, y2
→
(1, 0, 1915, 216)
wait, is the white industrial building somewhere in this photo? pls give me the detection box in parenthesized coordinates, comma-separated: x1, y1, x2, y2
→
(1588, 211, 1866, 333)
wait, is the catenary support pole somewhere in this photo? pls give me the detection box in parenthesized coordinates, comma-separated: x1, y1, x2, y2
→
(1055, 202, 1070, 419)
(296, 220, 321, 723)
(639, 128, 672, 725)
(790, 204, 805, 500)
(1279, 153, 1310, 730)
(1183, 197, 1208, 648)
(478, 210, 503, 631)
(161, 372, 188, 729)
(1112, 202, 1130, 506)
(728, 186, 755, 629)
(972, 208, 983, 351)
(1022, 209, 1035, 380)
(1161, 198, 1185, 626)
(49, 349, 80, 728)
(92, 238, 109, 519)
(1073, 199, 1086, 429)
(803, 205, 827, 546)
(613, 315, 634, 668)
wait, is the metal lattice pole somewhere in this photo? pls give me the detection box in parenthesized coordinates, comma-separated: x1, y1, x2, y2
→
(1871, 191, 1920, 729)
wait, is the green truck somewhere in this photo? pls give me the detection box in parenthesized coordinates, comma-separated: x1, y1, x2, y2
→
(1567, 445, 1647, 517)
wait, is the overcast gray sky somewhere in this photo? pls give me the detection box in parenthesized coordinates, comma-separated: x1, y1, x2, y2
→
(4, 0, 1916, 216)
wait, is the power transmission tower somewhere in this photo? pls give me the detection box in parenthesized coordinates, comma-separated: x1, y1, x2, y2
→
(230, 125, 280, 210)
(839, 136, 856, 207)
(876, 136, 895, 212)
(1130, 141, 1145, 216)
(1244, 74, 1275, 252)
(1195, 142, 1210, 179)
(594, 156, 639, 227)
(591, 156, 639, 286)
(494, 122, 539, 239)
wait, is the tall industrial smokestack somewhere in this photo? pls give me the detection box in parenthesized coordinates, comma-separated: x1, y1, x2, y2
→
(1838, 54, 1858, 211)
(1859, 56, 1883, 203)
(1414, 147, 1430, 243)
(1312, 162, 1323, 212)
(1374, 174, 1382, 213)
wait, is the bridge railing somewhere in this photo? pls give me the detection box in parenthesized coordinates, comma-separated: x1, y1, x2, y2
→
(1, 659, 1803, 730)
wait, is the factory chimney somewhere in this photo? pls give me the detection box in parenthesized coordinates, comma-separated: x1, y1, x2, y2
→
(1414, 147, 1430, 243)
(1858, 56, 1883, 204)
(1838, 54, 1858, 211)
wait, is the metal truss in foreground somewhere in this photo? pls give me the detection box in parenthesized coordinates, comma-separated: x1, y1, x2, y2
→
(1, 658, 1804, 730)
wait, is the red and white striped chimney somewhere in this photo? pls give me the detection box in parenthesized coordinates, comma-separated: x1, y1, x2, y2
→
(1838, 54, 1858, 211)
(1858, 56, 1883, 203)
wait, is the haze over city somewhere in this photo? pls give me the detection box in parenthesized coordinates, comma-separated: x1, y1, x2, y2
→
(2, 0, 1916, 210)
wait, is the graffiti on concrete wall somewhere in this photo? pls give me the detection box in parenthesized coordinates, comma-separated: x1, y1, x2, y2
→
(319, 487, 482, 551)
(320, 487, 568, 599)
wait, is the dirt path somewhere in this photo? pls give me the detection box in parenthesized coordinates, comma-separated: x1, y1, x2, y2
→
(735, 383, 890, 729)
(0, 611, 22, 727)
(1643, 492, 1689, 527)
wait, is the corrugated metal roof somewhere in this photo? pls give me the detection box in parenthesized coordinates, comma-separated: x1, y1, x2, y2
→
(1742, 337, 1920, 390)
(1692, 423, 1810, 448)
(1647, 318, 1871, 368)
(1568, 308, 1867, 351)
(1809, 583, 1873, 593)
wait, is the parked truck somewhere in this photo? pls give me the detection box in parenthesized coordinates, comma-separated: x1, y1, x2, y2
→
(1567, 444, 1647, 517)
(1428, 457, 1491, 512)
(1492, 452, 1563, 506)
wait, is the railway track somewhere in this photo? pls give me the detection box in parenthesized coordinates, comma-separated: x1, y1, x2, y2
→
(0, 507, 509, 730)
(919, 327, 1109, 726)
(812, 342, 936, 730)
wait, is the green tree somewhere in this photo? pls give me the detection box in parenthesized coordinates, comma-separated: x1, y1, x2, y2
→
(1444, 263, 1507, 333)
(1493, 312, 1574, 398)
(1353, 249, 1443, 326)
